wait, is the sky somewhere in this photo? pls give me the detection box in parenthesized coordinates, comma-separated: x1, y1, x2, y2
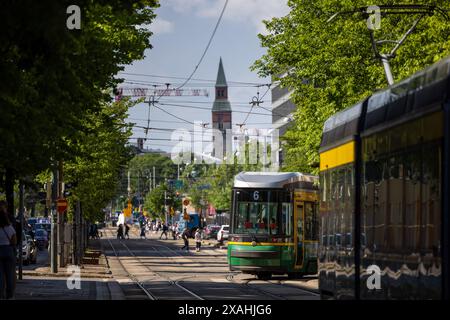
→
(120, 0, 290, 153)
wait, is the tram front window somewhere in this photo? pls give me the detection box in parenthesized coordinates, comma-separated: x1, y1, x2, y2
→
(235, 202, 278, 234)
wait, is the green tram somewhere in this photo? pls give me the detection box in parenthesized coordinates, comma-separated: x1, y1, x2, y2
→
(228, 172, 319, 280)
(318, 56, 450, 299)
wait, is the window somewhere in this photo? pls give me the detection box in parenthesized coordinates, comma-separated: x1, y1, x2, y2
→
(233, 190, 280, 235)
(304, 201, 319, 240)
(281, 202, 292, 236)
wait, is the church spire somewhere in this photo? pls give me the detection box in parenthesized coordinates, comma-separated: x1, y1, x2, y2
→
(215, 57, 227, 87)
(212, 58, 231, 111)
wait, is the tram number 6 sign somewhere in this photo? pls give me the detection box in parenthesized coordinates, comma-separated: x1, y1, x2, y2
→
(253, 191, 259, 201)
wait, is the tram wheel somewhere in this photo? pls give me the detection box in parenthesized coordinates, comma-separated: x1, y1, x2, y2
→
(256, 272, 272, 280)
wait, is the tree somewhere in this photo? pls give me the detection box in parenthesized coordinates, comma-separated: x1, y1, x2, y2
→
(144, 183, 181, 220)
(126, 153, 178, 196)
(0, 0, 159, 214)
(64, 97, 134, 222)
(252, 0, 450, 174)
(0, 0, 159, 223)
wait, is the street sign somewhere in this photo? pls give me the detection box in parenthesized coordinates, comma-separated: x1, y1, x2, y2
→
(174, 180, 183, 189)
(183, 199, 190, 206)
(56, 198, 68, 213)
(124, 201, 132, 217)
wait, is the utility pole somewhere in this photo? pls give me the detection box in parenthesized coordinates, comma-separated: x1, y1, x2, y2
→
(51, 164, 58, 273)
(164, 190, 168, 224)
(58, 160, 65, 267)
(127, 170, 131, 199)
(153, 166, 156, 189)
(72, 200, 81, 265)
(18, 182, 24, 280)
(149, 171, 152, 193)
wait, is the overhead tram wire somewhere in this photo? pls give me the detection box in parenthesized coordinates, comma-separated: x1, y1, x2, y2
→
(132, 126, 275, 136)
(123, 79, 263, 88)
(166, 0, 227, 89)
(157, 102, 273, 116)
(241, 85, 271, 126)
(127, 117, 275, 125)
(119, 72, 275, 87)
(139, 0, 229, 131)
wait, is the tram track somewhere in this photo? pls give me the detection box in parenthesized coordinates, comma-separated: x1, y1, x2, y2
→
(119, 241, 204, 300)
(106, 237, 156, 300)
(103, 228, 318, 300)
(104, 229, 203, 300)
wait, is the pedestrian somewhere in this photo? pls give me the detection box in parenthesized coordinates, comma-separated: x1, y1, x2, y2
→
(125, 224, 130, 239)
(0, 200, 17, 300)
(117, 224, 124, 240)
(195, 228, 203, 252)
(181, 227, 190, 251)
(140, 225, 146, 239)
(171, 224, 177, 240)
(160, 223, 168, 240)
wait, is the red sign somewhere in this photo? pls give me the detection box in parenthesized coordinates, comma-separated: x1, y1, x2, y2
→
(57, 198, 68, 213)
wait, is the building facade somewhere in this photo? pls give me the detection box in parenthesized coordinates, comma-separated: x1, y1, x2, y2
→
(271, 73, 296, 167)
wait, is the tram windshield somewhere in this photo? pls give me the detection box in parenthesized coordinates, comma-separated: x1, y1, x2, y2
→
(233, 189, 290, 235)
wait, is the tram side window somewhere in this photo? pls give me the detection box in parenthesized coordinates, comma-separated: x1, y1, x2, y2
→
(281, 203, 292, 236)
(319, 172, 329, 246)
(405, 149, 421, 251)
(421, 144, 441, 253)
(388, 153, 404, 251)
(345, 166, 354, 248)
(304, 202, 318, 241)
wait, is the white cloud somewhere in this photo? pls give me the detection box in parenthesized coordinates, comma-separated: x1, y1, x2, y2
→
(145, 17, 174, 34)
(165, 0, 289, 34)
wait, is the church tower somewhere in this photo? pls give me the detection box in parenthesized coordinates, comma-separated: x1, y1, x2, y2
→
(212, 58, 232, 157)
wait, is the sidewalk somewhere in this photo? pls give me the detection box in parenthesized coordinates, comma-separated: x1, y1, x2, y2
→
(14, 239, 124, 300)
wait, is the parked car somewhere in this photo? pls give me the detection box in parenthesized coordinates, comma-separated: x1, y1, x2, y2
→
(34, 229, 49, 250)
(217, 225, 229, 242)
(204, 225, 221, 239)
(35, 223, 51, 232)
(27, 217, 38, 229)
(17, 233, 37, 265)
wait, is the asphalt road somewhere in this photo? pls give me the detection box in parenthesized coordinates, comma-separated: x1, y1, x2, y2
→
(102, 227, 319, 300)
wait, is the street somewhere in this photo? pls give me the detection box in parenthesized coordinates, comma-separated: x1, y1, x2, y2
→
(102, 227, 319, 300)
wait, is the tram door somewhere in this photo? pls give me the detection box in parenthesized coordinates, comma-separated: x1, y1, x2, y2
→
(294, 203, 304, 268)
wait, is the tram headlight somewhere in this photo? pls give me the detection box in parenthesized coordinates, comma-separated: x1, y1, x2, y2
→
(251, 240, 257, 247)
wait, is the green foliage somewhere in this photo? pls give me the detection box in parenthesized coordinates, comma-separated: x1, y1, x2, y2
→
(180, 144, 262, 212)
(252, 0, 450, 174)
(64, 98, 134, 222)
(126, 153, 178, 195)
(0, 1, 159, 219)
(144, 183, 181, 220)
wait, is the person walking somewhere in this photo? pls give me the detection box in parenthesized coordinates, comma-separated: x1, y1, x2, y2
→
(140, 224, 146, 239)
(117, 224, 124, 240)
(125, 224, 130, 240)
(0, 200, 17, 300)
(171, 224, 177, 240)
(195, 228, 203, 252)
(160, 223, 168, 240)
(181, 227, 190, 251)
